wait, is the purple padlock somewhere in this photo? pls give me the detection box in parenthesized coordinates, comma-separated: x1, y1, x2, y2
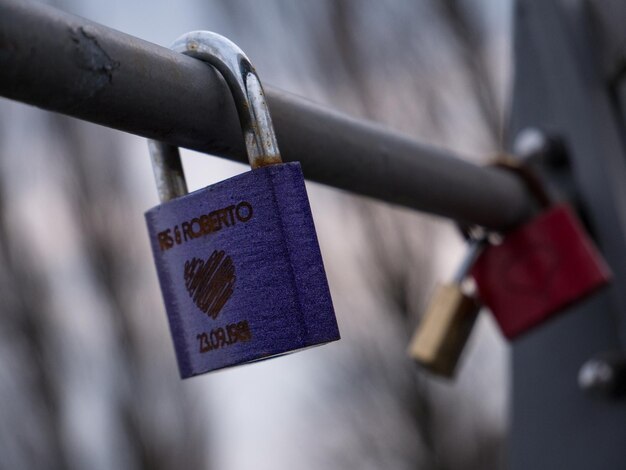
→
(145, 31, 339, 378)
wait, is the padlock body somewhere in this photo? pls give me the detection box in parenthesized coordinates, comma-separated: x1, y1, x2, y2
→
(145, 162, 339, 378)
(470, 203, 611, 339)
(407, 283, 479, 377)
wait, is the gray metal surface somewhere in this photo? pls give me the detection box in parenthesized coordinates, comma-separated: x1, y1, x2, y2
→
(0, 0, 535, 230)
(588, 0, 626, 81)
(510, 0, 626, 468)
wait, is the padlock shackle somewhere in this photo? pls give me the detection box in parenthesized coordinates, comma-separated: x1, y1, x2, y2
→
(491, 156, 551, 209)
(173, 31, 282, 168)
(149, 31, 282, 202)
(453, 238, 487, 284)
(148, 141, 188, 202)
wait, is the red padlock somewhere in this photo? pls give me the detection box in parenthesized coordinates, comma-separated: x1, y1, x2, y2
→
(470, 162, 611, 339)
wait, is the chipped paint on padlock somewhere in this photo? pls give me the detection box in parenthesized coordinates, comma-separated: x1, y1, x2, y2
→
(470, 203, 611, 339)
(145, 31, 339, 378)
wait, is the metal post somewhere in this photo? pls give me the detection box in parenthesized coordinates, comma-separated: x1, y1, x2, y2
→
(0, 0, 534, 230)
(509, 1, 626, 469)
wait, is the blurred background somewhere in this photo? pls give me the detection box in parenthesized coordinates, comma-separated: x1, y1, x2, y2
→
(0, 1, 512, 469)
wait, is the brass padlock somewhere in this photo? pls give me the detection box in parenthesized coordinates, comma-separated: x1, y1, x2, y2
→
(407, 240, 483, 377)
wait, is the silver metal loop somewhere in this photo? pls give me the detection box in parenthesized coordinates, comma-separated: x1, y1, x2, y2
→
(149, 31, 282, 203)
(148, 141, 188, 202)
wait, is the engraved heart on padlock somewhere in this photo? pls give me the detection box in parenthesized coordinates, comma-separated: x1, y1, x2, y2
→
(498, 243, 561, 300)
(183, 250, 236, 319)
